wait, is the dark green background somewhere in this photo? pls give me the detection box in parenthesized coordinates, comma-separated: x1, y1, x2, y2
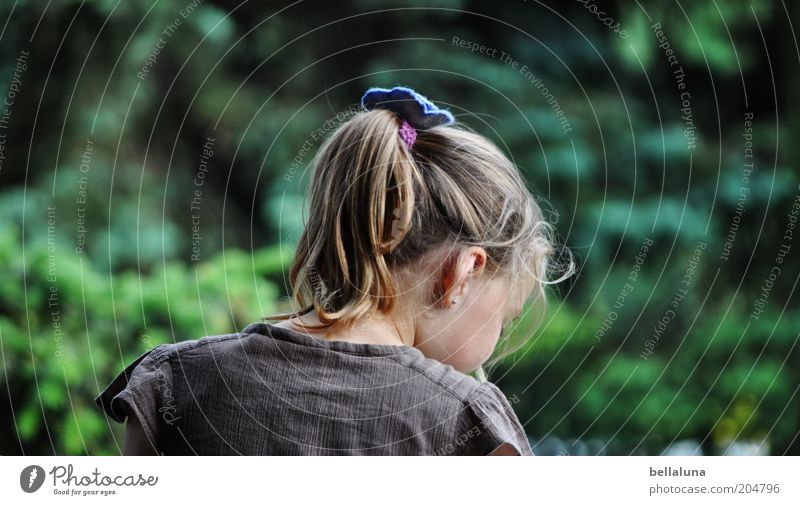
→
(0, 0, 797, 455)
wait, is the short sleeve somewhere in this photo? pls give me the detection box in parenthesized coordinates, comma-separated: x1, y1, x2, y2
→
(95, 345, 173, 451)
(457, 382, 534, 456)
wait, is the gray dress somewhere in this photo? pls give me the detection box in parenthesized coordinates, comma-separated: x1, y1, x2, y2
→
(95, 321, 534, 455)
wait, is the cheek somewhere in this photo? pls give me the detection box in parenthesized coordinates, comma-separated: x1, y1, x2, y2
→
(450, 334, 499, 373)
(414, 281, 510, 372)
(442, 308, 505, 372)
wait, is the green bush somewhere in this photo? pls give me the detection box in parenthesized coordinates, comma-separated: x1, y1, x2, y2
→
(0, 219, 291, 455)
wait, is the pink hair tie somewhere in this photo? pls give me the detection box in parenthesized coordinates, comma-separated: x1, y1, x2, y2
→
(398, 120, 417, 149)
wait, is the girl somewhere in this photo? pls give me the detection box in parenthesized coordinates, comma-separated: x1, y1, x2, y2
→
(96, 86, 573, 455)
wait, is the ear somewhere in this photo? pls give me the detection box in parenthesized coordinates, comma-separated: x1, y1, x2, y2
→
(440, 246, 487, 307)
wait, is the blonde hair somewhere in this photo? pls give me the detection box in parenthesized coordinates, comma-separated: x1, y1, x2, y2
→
(266, 108, 574, 379)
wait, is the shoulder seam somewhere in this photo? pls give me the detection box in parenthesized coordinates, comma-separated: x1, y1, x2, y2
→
(465, 382, 514, 416)
(154, 333, 243, 363)
(386, 354, 479, 406)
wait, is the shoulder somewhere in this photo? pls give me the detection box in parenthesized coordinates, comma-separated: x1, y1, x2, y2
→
(385, 347, 485, 405)
(458, 382, 534, 455)
(388, 351, 534, 455)
(94, 330, 245, 421)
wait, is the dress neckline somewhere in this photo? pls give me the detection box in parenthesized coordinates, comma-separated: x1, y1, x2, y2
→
(242, 321, 422, 357)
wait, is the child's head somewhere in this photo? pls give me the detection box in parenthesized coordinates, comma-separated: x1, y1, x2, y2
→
(273, 90, 573, 374)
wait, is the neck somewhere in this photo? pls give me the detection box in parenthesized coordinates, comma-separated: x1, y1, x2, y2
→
(279, 307, 416, 347)
(340, 313, 415, 346)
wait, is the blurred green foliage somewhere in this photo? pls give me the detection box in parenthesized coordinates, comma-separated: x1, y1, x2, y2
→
(0, 0, 797, 454)
(0, 215, 289, 454)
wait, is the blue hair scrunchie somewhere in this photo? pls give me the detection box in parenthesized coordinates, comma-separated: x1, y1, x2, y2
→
(360, 86, 455, 129)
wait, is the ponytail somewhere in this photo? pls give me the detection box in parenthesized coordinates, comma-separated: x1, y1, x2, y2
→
(280, 109, 422, 325)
